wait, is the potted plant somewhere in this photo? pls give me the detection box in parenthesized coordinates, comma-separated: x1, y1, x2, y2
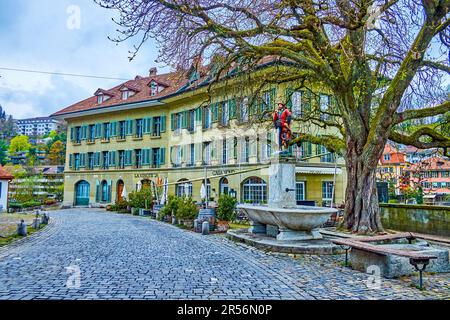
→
(140, 187, 153, 216)
(158, 195, 180, 222)
(176, 197, 199, 228)
(216, 194, 238, 232)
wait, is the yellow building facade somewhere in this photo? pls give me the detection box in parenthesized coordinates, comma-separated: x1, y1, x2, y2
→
(53, 63, 347, 208)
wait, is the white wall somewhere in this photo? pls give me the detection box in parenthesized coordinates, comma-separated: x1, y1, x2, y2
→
(0, 180, 10, 212)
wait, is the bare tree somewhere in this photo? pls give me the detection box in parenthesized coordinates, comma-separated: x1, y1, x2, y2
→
(95, 0, 450, 234)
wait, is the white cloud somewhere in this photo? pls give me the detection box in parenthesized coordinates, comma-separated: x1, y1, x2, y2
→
(0, 0, 170, 119)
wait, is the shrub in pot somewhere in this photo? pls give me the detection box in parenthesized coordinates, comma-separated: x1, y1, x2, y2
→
(216, 194, 238, 231)
(176, 197, 198, 228)
(159, 195, 180, 221)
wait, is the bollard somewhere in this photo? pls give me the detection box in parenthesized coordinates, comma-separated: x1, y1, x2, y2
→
(202, 221, 210, 235)
(41, 213, 49, 225)
(194, 219, 199, 232)
(17, 220, 27, 236)
(32, 218, 41, 230)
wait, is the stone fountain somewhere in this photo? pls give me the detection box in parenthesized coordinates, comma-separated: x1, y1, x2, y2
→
(238, 157, 337, 241)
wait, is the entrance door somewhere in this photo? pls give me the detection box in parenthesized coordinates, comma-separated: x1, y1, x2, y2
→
(220, 177, 229, 195)
(75, 181, 90, 206)
(117, 180, 124, 202)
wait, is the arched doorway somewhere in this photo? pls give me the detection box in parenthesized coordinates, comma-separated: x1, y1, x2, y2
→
(219, 177, 229, 195)
(75, 180, 90, 206)
(117, 180, 125, 202)
(242, 177, 267, 204)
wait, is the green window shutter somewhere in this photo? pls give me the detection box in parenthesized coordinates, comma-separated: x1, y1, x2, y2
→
(271, 88, 276, 110)
(181, 111, 188, 129)
(286, 88, 293, 110)
(211, 103, 218, 122)
(107, 180, 112, 202)
(195, 107, 202, 122)
(229, 99, 237, 119)
(109, 151, 116, 167)
(159, 148, 166, 165)
(160, 115, 166, 132)
(149, 149, 155, 166)
(144, 118, 152, 134)
(142, 149, 150, 165)
(95, 180, 100, 203)
(170, 114, 175, 131)
(79, 154, 85, 168)
(81, 126, 87, 140)
(70, 128, 75, 142)
(69, 154, 73, 169)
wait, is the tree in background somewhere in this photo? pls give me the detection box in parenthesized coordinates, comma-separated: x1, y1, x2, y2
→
(97, 0, 450, 234)
(48, 140, 66, 165)
(8, 135, 32, 155)
(0, 140, 8, 165)
(0, 105, 17, 141)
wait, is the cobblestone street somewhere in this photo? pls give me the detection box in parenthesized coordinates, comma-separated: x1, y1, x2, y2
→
(0, 209, 448, 300)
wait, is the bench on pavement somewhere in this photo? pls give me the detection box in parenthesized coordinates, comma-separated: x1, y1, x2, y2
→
(333, 235, 438, 289)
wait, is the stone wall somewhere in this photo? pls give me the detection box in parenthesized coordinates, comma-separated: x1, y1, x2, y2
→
(380, 204, 450, 237)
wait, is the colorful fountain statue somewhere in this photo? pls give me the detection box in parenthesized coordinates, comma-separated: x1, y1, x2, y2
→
(273, 102, 292, 151)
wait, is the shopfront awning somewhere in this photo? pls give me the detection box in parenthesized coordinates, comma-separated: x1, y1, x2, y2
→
(423, 194, 437, 199)
(296, 166, 343, 175)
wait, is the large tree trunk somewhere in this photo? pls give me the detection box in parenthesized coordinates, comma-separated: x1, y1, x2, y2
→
(342, 138, 384, 234)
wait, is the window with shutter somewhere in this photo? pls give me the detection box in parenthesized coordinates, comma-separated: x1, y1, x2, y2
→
(160, 115, 166, 133)
(159, 148, 166, 165)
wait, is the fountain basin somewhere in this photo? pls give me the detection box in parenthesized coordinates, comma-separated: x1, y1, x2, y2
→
(238, 204, 338, 241)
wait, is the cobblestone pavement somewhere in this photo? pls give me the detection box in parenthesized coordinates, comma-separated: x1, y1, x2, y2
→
(0, 209, 448, 300)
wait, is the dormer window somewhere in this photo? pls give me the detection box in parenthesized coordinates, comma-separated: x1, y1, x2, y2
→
(97, 94, 105, 104)
(150, 81, 158, 96)
(94, 89, 113, 104)
(121, 90, 134, 100)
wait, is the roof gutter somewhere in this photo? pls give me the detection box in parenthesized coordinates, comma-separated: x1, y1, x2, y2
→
(51, 99, 164, 120)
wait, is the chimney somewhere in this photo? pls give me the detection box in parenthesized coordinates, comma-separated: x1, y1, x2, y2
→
(149, 67, 157, 77)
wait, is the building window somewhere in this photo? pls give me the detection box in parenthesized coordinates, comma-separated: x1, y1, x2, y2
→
(296, 182, 306, 202)
(87, 153, 94, 170)
(153, 117, 161, 136)
(240, 97, 249, 122)
(97, 95, 104, 104)
(188, 144, 195, 167)
(135, 149, 143, 168)
(221, 101, 229, 126)
(102, 152, 109, 170)
(88, 125, 95, 142)
(118, 151, 125, 169)
(242, 137, 250, 163)
(222, 139, 228, 165)
(203, 107, 212, 129)
(291, 91, 302, 117)
(262, 91, 272, 112)
(150, 81, 158, 96)
(75, 127, 81, 143)
(242, 177, 267, 204)
(320, 94, 330, 120)
(318, 145, 334, 163)
(122, 90, 134, 100)
(176, 179, 193, 197)
(135, 119, 143, 138)
(150, 148, 160, 168)
(188, 110, 196, 132)
(103, 123, 110, 141)
(203, 142, 211, 165)
(118, 121, 126, 139)
(219, 177, 229, 195)
(322, 181, 334, 206)
(384, 154, 391, 161)
(74, 153, 80, 170)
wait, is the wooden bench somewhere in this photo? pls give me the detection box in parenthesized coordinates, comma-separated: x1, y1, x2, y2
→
(332, 237, 438, 289)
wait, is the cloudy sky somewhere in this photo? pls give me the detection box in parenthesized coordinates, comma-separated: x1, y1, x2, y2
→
(0, 0, 170, 119)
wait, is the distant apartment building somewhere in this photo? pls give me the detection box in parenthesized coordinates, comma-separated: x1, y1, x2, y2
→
(15, 117, 61, 137)
(377, 143, 407, 195)
(405, 157, 450, 204)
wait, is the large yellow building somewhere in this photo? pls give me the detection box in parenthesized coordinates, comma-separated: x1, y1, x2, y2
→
(52, 61, 347, 208)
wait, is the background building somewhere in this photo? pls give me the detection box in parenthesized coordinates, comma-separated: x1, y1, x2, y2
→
(15, 117, 62, 138)
(377, 144, 407, 196)
(52, 62, 347, 208)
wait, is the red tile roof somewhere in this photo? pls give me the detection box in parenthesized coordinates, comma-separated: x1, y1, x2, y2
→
(406, 156, 450, 171)
(0, 166, 14, 180)
(51, 56, 285, 117)
(380, 143, 406, 164)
